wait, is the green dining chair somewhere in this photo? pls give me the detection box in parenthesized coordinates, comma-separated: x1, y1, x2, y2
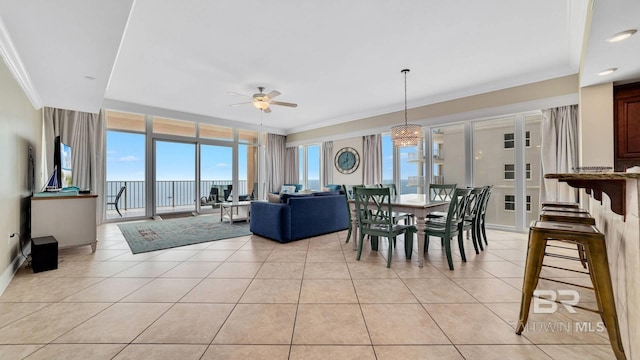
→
(353, 186, 416, 268)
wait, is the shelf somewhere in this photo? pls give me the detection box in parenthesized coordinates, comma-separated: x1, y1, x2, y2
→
(543, 173, 640, 220)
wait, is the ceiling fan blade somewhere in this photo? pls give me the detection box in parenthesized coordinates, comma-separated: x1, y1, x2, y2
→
(229, 102, 251, 107)
(266, 90, 281, 100)
(227, 91, 249, 98)
(264, 107, 272, 113)
(270, 101, 298, 108)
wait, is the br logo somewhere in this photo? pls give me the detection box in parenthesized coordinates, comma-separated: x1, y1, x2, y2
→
(533, 289, 580, 314)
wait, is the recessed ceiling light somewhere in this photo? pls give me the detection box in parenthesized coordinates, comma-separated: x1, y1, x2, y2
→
(598, 68, 618, 76)
(607, 29, 637, 43)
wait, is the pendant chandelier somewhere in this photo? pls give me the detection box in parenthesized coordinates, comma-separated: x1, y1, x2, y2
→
(391, 69, 422, 147)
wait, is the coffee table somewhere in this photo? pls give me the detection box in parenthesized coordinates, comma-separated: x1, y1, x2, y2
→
(220, 201, 251, 222)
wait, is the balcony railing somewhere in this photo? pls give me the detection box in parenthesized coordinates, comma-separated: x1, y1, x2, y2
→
(106, 180, 249, 212)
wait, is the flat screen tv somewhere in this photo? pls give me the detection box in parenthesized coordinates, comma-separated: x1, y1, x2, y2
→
(54, 136, 73, 188)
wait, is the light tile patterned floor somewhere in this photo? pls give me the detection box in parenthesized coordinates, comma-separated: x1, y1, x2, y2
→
(0, 220, 617, 359)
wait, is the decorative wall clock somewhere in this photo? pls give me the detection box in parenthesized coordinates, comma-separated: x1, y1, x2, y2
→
(335, 147, 360, 174)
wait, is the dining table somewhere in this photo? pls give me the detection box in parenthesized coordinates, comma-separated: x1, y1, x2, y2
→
(348, 193, 449, 267)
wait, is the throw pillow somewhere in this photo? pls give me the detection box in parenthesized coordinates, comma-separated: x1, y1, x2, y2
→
(280, 185, 297, 194)
(267, 193, 281, 203)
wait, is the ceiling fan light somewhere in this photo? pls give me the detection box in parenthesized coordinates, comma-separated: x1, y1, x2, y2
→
(253, 100, 270, 110)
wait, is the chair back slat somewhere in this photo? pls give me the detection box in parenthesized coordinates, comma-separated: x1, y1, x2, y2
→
(445, 187, 472, 228)
(353, 187, 393, 229)
(429, 184, 457, 201)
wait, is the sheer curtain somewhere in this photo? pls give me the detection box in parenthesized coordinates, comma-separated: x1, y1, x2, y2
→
(284, 147, 299, 184)
(540, 105, 579, 203)
(265, 133, 286, 193)
(363, 134, 382, 184)
(43, 107, 106, 224)
(322, 141, 333, 186)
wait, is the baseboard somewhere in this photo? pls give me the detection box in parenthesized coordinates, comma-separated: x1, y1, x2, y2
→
(0, 243, 30, 297)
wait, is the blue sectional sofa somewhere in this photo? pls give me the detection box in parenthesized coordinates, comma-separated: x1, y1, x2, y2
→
(250, 191, 349, 243)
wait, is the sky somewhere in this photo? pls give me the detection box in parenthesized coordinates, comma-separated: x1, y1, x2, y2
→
(106, 131, 249, 181)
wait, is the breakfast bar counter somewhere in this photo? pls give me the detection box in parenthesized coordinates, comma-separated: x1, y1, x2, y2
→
(545, 173, 640, 359)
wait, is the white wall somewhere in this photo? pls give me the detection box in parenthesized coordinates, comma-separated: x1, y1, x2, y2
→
(0, 58, 42, 295)
(331, 137, 363, 186)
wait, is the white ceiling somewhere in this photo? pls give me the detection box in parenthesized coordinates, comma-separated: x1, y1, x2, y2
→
(1, 0, 639, 134)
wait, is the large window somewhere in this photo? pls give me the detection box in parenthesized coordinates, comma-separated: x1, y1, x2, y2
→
(382, 134, 394, 185)
(431, 125, 465, 185)
(104, 110, 263, 221)
(474, 117, 515, 227)
(299, 144, 320, 191)
(105, 111, 146, 220)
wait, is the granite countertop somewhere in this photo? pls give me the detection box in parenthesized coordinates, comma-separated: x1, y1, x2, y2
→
(545, 172, 640, 180)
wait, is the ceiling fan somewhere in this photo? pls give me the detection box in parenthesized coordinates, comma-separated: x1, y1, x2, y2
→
(228, 87, 297, 113)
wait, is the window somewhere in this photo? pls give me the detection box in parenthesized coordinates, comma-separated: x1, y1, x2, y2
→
(153, 117, 196, 137)
(504, 163, 531, 180)
(504, 133, 514, 149)
(299, 144, 320, 191)
(381, 134, 393, 184)
(504, 194, 531, 211)
(504, 131, 531, 149)
(504, 195, 515, 211)
(504, 164, 515, 180)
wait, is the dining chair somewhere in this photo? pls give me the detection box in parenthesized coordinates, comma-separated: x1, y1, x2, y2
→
(461, 187, 485, 254)
(429, 184, 457, 201)
(353, 186, 416, 268)
(477, 185, 493, 247)
(424, 187, 471, 270)
(342, 184, 353, 244)
(427, 183, 457, 219)
(379, 183, 414, 225)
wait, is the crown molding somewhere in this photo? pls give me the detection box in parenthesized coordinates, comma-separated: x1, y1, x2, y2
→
(0, 16, 42, 109)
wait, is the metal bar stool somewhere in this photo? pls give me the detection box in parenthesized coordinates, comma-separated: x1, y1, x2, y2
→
(516, 221, 626, 360)
(539, 210, 595, 268)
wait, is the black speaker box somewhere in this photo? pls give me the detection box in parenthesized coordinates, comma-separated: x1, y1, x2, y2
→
(31, 236, 58, 273)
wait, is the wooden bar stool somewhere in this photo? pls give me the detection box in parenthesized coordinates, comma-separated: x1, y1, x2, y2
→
(516, 221, 626, 360)
(540, 206, 589, 213)
(539, 210, 595, 225)
(541, 201, 580, 209)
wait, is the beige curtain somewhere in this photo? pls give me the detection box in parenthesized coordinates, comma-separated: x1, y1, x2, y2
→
(284, 146, 299, 185)
(540, 105, 579, 203)
(265, 133, 287, 193)
(43, 107, 106, 224)
(363, 134, 382, 184)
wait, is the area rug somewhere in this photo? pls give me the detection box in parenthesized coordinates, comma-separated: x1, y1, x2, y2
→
(118, 216, 252, 254)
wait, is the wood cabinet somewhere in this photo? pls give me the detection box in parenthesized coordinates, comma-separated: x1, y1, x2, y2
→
(31, 194, 98, 252)
(614, 82, 640, 171)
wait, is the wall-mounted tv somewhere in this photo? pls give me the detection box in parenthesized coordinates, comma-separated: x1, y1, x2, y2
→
(54, 136, 73, 188)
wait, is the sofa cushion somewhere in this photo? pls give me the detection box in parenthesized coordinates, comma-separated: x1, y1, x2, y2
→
(313, 190, 341, 197)
(267, 193, 281, 203)
(280, 192, 313, 203)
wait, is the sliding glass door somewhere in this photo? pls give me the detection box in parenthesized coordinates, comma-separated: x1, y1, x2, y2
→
(154, 140, 196, 215)
(200, 144, 232, 212)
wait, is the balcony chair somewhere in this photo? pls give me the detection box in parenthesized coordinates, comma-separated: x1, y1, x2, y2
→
(107, 185, 126, 217)
(353, 186, 416, 268)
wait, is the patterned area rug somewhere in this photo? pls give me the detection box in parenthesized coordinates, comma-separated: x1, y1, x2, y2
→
(118, 216, 252, 254)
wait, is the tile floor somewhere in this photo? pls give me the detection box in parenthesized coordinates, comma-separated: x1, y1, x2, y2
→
(0, 219, 617, 359)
